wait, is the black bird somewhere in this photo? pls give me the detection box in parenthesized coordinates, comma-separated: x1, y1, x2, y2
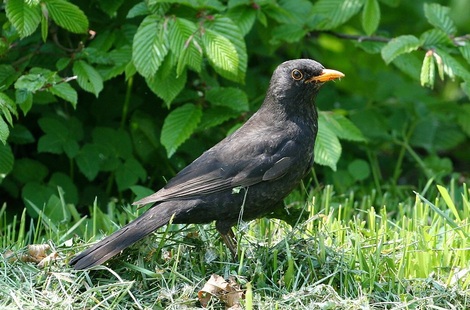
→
(69, 59, 344, 269)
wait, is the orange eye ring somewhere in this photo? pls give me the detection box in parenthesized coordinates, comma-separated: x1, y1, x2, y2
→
(291, 69, 303, 80)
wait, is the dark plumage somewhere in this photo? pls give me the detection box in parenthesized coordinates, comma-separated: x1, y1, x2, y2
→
(69, 59, 344, 269)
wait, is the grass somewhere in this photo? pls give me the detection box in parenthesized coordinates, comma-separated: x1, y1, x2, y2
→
(1, 180, 469, 309)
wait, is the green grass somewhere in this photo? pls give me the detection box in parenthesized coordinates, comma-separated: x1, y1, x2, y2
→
(1, 181, 469, 309)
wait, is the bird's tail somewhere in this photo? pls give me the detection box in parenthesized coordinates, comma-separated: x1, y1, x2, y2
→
(69, 203, 178, 270)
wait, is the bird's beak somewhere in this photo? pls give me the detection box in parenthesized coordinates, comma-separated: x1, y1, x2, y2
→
(307, 69, 345, 83)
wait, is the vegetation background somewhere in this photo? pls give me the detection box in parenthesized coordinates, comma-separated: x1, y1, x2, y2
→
(0, 0, 469, 309)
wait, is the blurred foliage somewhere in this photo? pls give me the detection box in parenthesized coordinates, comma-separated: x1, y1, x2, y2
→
(0, 0, 469, 218)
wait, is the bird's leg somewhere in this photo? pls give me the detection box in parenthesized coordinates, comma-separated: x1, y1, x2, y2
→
(216, 221, 238, 260)
(220, 228, 238, 260)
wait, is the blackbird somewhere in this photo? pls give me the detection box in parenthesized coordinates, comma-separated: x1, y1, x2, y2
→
(69, 59, 344, 269)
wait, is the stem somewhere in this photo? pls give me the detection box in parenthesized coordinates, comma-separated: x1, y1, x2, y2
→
(120, 76, 134, 129)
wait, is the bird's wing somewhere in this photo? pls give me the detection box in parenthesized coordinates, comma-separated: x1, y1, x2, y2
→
(133, 139, 299, 205)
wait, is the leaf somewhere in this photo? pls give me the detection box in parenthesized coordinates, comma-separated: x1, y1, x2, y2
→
(45, 0, 89, 34)
(423, 3, 456, 35)
(206, 16, 247, 82)
(73, 60, 104, 97)
(16, 89, 33, 115)
(381, 35, 420, 64)
(457, 104, 470, 136)
(0, 92, 18, 126)
(420, 51, 435, 89)
(133, 15, 168, 78)
(312, 0, 363, 30)
(12, 158, 49, 183)
(0, 65, 19, 89)
(0, 143, 14, 181)
(37, 117, 82, 157)
(169, 18, 198, 58)
(271, 24, 308, 45)
(459, 44, 470, 63)
(115, 157, 146, 191)
(146, 63, 187, 107)
(226, 6, 257, 36)
(348, 159, 371, 181)
(202, 28, 239, 80)
(436, 48, 470, 82)
(9, 125, 35, 145)
(420, 29, 453, 48)
(392, 53, 422, 81)
(362, 0, 380, 35)
(5, 0, 41, 38)
(75, 143, 101, 181)
(169, 18, 203, 75)
(49, 82, 78, 107)
(49, 172, 78, 204)
(161, 104, 202, 157)
(127, 2, 150, 18)
(321, 113, 366, 142)
(314, 117, 342, 171)
(205, 87, 249, 112)
(0, 117, 10, 144)
(197, 107, 239, 130)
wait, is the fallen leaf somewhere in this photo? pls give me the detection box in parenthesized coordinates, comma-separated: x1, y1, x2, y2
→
(198, 274, 244, 308)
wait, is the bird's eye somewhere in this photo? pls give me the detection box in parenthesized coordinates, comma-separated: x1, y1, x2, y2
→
(291, 69, 303, 80)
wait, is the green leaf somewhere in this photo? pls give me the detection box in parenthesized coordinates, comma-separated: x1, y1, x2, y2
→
(146, 63, 187, 107)
(0, 117, 10, 145)
(314, 117, 342, 171)
(13, 158, 49, 183)
(133, 15, 168, 78)
(436, 49, 470, 82)
(169, 18, 203, 75)
(202, 28, 239, 80)
(5, 0, 41, 38)
(392, 53, 422, 81)
(362, 0, 380, 35)
(321, 113, 366, 142)
(73, 60, 104, 97)
(271, 24, 308, 45)
(127, 2, 150, 18)
(14, 73, 49, 92)
(420, 51, 435, 89)
(420, 29, 453, 48)
(37, 117, 82, 157)
(16, 89, 33, 115)
(9, 125, 35, 145)
(198, 107, 239, 130)
(115, 157, 146, 191)
(348, 159, 371, 181)
(169, 18, 198, 58)
(49, 172, 78, 204)
(161, 103, 202, 157)
(0, 92, 18, 126)
(206, 87, 249, 112)
(45, 0, 89, 33)
(76, 143, 101, 180)
(49, 82, 78, 107)
(312, 0, 363, 30)
(206, 16, 247, 82)
(423, 3, 456, 35)
(226, 6, 257, 36)
(0, 65, 19, 89)
(381, 35, 420, 64)
(457, 104, 470, 136)
(459, 44, 470, 63)
(0, 143, 14, 181)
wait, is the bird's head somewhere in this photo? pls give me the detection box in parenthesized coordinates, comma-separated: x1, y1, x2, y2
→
(268, 59, 344, 104)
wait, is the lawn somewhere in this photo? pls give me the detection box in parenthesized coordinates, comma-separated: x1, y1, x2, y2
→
(1, 181, 469, 309)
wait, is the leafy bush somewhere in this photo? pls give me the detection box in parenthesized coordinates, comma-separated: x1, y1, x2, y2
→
(0, 0, 469, 219)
